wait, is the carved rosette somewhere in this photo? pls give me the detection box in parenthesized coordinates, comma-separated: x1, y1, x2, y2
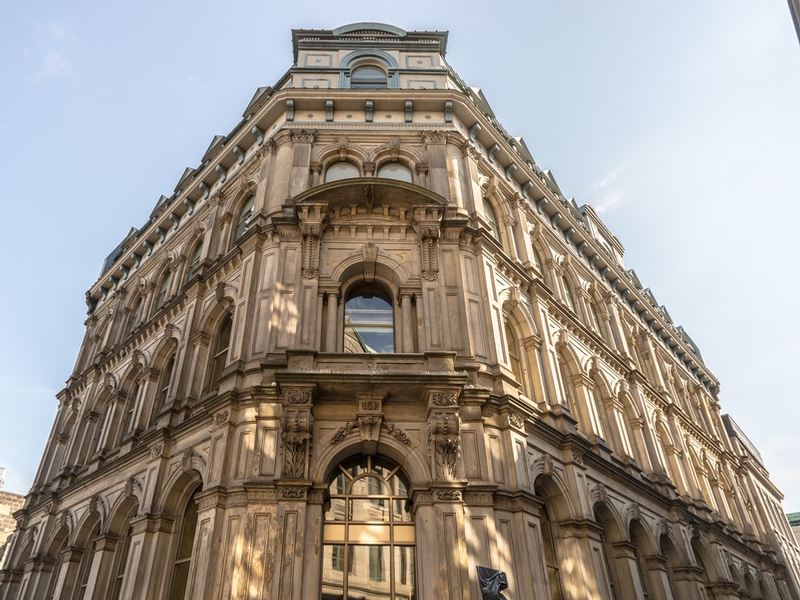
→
(282, 409, 313, 480)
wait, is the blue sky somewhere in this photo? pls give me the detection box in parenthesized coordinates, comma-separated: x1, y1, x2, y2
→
(1, 1, 799, 514)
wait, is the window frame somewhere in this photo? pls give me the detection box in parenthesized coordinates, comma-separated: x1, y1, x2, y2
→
(324, 161, 361, 183)
(350, 65, 388, 89)
(343, 283, 395, 354)
(208, 313, 233, 391)
(234, 195, 255, 241)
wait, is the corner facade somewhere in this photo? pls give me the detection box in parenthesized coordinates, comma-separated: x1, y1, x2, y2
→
(1, 23, 799, 600)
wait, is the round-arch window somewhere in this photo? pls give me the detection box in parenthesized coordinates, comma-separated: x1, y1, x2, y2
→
(322, 455, 415, 600)
(351, 65, 387, 89)
(377, 163, 412, 183)
(344, 285, 394, 353)
(325, 161, 361, 183)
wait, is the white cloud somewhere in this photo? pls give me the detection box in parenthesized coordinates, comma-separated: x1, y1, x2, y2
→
(28, 20, 77, 84)
(587, 166, 628, 213)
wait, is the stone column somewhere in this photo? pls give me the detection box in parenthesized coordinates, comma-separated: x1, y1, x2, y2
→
(325, 291, 338, 352)
(400, 291, 415, 353)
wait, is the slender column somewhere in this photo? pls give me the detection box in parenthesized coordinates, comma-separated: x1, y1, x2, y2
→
(325, 292, 338, 352)
(401, 292, 414, 353)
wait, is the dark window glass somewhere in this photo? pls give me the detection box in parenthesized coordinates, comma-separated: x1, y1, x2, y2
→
(483, 199, 501, 243)
(157, 355, 176, 414)
(129, 299, 142, 333)
(208, 315, 233, 391)
(351, 66, 387, 89)
(110, 525, 133, 600)
(169, 489, 200, 600)
(344, 286, 394, 354)
(187, 243, 203, 281)
(156, 273, 171, 309)
(505, 322, 522, 384)
(540, 505, 564, 600)
(235, 196, 255, 240)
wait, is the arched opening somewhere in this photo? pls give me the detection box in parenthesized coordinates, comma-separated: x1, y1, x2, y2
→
(168, 485, 202, 600)
(187, 242, 203, 282)
(344, 284, 394, 354)
(325, 161, 361, 183)
(322, 455, 415, 600)
(208, 313, 233, 391)
(74, 521, 101, 600)
(155, 353, 176, 419)
(156, 271, 171, 310)
(377, 163, 412, 183)
(234, 195, 255, 241)
(561, 276, 576, 313)
(128, 298, 143, 333)
(482, 198, 502, 245)
(350, 65, 388, 89)
(534, 479, 565, 600)
(593, 506, 621, 600)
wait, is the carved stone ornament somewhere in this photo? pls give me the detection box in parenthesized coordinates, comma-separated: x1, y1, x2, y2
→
(280, 487, 307, 500)
(213, 410, 230, 425)
(381, 421, 412, 446)
(285, 388, 313, 405)
(435, 489, 462, 502)
(418, 224, 440, 281)
(330, 422, 357, 445)
(507, 413, 525, 429)
(421, 130, 448, 146)
(300, 218, 325, 279)
(431, 392, 458, 407)
(150, 445, 164, 459)
(362, 242, 377, 282)
(429, 412, 462, 482)
(282, 409, 313, 479)
(358, 414, 383, 444)
(291, 129, 316, 144)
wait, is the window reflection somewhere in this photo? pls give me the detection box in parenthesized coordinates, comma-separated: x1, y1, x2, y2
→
(344, 286, 394, 354)
(322, 456, 415, 600)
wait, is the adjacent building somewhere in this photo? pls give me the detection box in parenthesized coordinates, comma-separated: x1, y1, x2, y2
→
(1, 22, 799, 600)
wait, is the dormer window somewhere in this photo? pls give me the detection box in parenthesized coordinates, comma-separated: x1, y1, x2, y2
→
(350, 65, 387, 89)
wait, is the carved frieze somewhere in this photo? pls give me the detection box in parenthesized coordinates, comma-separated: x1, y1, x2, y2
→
(381, 421, 412, 446)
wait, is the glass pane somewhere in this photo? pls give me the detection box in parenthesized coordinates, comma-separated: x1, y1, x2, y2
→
(169, 562, 190, 600)
(348, 545, 391, 599)
(350, 499, 389, 523)
(325, 162, 360, 183)
(351, 476, 387, 496)
(392, 500, 412, 523)
(349, 525, 391, 544)
(345, 295, 393, 325)
(352, 66, 386, 81)
(323, 524, 346, 543)
(394, 546, 416, 599)
(322, 545, 345, 600)
(344, 327, 394, 354)
(326, 498, 347, 522)
(377, 163, 412, 182)
(177, 499, 198, 560)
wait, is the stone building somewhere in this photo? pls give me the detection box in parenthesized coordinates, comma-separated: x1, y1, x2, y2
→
(1, 22, 799, 600)
(0, 471, 25, 568)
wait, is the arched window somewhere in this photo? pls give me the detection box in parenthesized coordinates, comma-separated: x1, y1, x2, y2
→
(110, 524, 133, 600)
(504, 321, 522, 385)
(235, 195, 255, 240)
(187, 242, 203, 282)
(561, 276, 576, 312)
(208, 314, 233, 391)
(322, 456, 415, 600)
(156, 272, 171, 310)
(344, 285, 394, 354)
(44, 535, 69, 600)
(531, 246, 543, 273)
(350, 65, 387, 89)
(128, 298, 143, 333)
(482, 198, 501, 242)
(325, 161, 360, 183)
(156, 354, 176, 413)
(75, 523, 101, 600)
(122, 382, 140, 437)
(538, 502, 563, 600)
(377, 163, 412, 183)
(557, 354, 575, 412)
(169, 487, 201, 600)
(589, 303, 603, 335)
